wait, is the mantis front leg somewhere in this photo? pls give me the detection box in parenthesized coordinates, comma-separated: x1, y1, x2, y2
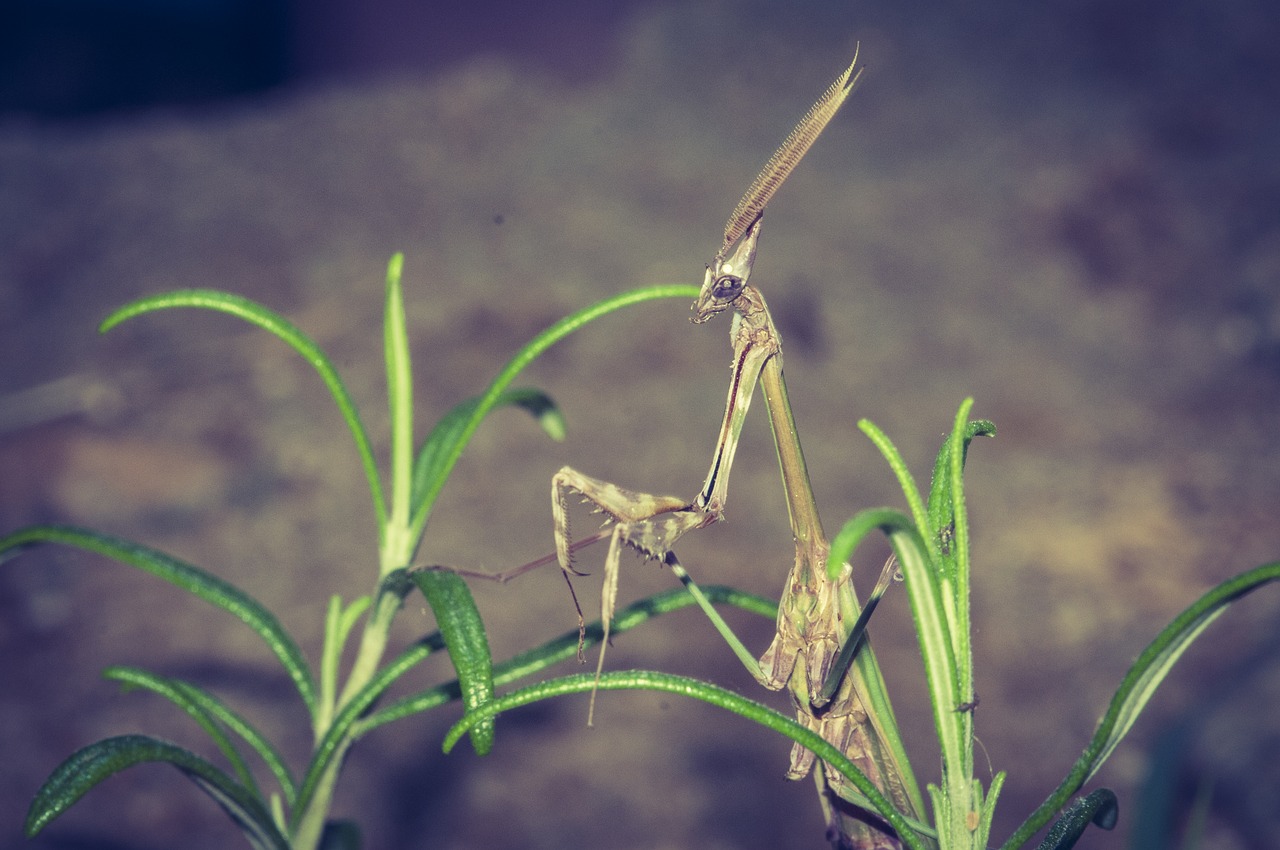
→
(552, 268, 779, 723)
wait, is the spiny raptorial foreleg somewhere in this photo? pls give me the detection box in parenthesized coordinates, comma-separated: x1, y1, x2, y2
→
(551, 466, 716, 719)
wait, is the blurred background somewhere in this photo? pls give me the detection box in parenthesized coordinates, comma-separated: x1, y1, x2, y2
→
(2, 1, 1279, 848)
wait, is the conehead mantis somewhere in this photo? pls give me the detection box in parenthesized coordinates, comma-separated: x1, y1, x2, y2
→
(549, 48, 927, 849)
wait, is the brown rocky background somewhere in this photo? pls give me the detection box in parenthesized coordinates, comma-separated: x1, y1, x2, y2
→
(2, 2, 1279, 848)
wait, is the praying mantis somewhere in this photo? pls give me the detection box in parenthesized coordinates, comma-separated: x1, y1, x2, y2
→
(549, 50, 925, 849)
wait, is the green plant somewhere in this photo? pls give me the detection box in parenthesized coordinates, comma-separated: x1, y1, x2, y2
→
(446, 393, 1280, 849)
(0, 258, 723, 849)
(3, 257, 1278, 849)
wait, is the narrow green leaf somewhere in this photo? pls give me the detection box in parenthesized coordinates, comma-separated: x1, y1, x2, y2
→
(827, 508, 922, 580)
(933, 401, 991, 800)
(510, 386, 568, 442)
(978, 771, 1008, 847)
(318, 595, 372, 736)
(1088, 561, 1280, 779)
(355, 584, 776, 733)
(99, 288, 387, 532)
(25, 734, 287, 850)
(411, 387, 564, 518)
(337, 596, 373, 641)
(1004, 561, 1280, 848)
(319, 596, 345, 735)
(0, 525, 317, 717)
(858, 418, 931, 542)
(104, 665, 298, 806)
(827, 508, 965, 796)
(408, 284, 699, 536)
(293, 630, 447, 824)
(384, 253, 414, 540)
(441, 670, 929, 850)
(104, 666, 260, 795)
(1033, 789, 1119, 850)
(409, 569, 495, 755)
(924, 413, 995, 560)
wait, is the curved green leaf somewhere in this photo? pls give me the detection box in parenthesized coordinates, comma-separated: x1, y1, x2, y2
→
(409, 569, 495, 755)
(829, 508, 963, 765)
(858, 418, 931, 543)
(294, 630, 447, 825)
(0, 525, 316, 717)
(305, 585, 775, 821)
(355, 584, 776, 733)
(1004, 561, 1280, 848)
(412, 387, 565, 518)
(934, 406, 990, 687)
(99, 288, 387, 531)
(408, 284, 700, 536)
(506, 387, 568, 441)
(104, 666, 260, 796)
(932, 402, 985, 832)
(1084, 565, 1280, 778)
(25, 734, 287, 850)
(441, 669, 929, 850)
(1033, 788, 1118, 850)
(104, 665, 296, 806)
(306, 591, 775, 850)
(827, 507, 922, 580)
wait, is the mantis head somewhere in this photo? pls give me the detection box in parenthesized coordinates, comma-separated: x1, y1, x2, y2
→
(692, 214, 762, 323)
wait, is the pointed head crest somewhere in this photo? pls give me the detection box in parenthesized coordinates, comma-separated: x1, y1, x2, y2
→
(692, 49, 862, 324)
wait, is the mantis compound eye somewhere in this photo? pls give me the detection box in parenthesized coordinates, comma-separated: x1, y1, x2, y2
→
(711, 274, 744, 301)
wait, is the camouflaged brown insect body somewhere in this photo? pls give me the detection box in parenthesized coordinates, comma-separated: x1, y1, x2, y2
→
(557, 284, 914, 848)
(735, 286, 913, 850)
(695, 70, 914, 848)
(553, 53, 919, 848)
